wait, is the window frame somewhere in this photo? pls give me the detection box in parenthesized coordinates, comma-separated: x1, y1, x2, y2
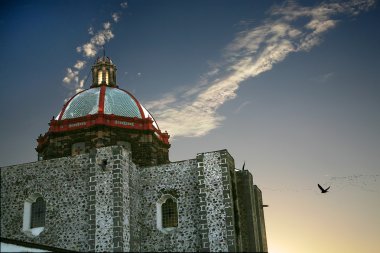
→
(161, 198, 178, 228)
(31, 197, 46, 228)
(156, 194, 178, 234)
(71, 142, 86, 156)
(22, 193, 46, 237)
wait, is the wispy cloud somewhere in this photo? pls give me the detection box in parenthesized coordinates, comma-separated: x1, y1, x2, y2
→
(62, 2, 128, 100)
(145, 0, 375, 138)
(326, 173, 380, 192)
(261, 173, 380, 193)
(234, 101, 251, 114)
(312, 71, 335, 83)
(88, 26, 94, 35)
(112, 13, 121, 23)
(76, 22, 114, 58)
(62, 68, 79, 84)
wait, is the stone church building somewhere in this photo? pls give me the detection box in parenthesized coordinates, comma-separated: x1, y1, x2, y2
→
(0, 56, 268, 252)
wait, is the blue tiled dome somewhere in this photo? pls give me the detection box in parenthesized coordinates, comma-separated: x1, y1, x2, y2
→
(60, 88, 101, 119)
(58, 87, 159, 128)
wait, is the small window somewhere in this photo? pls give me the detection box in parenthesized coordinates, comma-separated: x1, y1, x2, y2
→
(105, 71, 109, 84)
(162, 198, 178, 228)
(23, 194, 46, 237)
(98, 71, 102, 85)
(97, 70, 109, 85)
(31, 197, 46, 228)
(117, 141, 131, 150)
(72, 142, 85, 156)
(156, 194, 178, 233)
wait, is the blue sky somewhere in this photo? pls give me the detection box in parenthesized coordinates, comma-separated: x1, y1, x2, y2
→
(1, 1, 380, 252)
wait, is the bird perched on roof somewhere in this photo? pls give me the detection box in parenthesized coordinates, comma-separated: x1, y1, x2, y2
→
(318, 184, 330, 193)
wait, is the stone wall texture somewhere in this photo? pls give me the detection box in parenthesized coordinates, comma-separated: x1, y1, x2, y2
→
(139, 159, 200, 252)
(1, 146, 267, 252)
(1, 154, 91, 251)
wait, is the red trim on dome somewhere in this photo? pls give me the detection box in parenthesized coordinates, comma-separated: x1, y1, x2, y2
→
(98, 85, 106, 114)
(143, 106, 161, 130)
(48, 113, 170, 145)
(118, 88, 146, 119)
(52, 87, 169, 146)
(58, 89, 87, 120)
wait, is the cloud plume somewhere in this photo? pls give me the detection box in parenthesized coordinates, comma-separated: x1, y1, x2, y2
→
(145, 0, 375, 138)
(62, 2, 128, 99)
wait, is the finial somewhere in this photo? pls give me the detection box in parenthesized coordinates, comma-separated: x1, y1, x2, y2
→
(102, 45, 106, 58)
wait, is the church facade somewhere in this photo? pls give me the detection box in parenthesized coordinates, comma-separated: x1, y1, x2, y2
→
(0, 56, 268, 252)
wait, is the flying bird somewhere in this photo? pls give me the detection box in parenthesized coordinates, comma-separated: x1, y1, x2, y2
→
(318, 184, 330, 193)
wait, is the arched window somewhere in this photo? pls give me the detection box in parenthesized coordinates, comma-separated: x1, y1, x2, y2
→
(97, 69, 109, 85)
(31, 197, 46, 228)
(23, 194, 46, 237)
(156, 194, 178, 233)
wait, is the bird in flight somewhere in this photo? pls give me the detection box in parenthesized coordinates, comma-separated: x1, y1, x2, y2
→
(318, 184, 330, 193)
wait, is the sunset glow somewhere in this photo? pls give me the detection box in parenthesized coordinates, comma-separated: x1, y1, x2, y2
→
(1, 1, 379, 252)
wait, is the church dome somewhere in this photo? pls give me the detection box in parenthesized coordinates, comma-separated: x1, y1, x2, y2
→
(37, 54, 170, 165)
(57, 86, 159, 129)
(43, 54, 169, 145)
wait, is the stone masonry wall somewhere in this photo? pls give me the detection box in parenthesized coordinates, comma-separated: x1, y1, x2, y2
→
(0, 155, 91, 251)
(1, 146, 137, 252)
(121, 146, 140, 252)
(196, 150, 239, 252)
(88, 147, 116, 252)
(1, 146, 266, 252)
(254, 186, 268, 252)
(87, 146, 138, 252)
(236, 170, 260, 252)
(139, 159, 200, 252)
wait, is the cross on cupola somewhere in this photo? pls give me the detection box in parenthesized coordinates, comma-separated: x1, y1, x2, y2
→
(90, 54, 117, 88)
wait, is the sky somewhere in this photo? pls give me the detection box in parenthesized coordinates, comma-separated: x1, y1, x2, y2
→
(1, 0, 380, 252)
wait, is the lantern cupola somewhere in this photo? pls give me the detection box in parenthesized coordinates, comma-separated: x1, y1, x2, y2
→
(91, 56, 117, 87)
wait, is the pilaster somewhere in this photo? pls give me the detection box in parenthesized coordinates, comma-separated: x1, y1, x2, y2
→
(196, 150, 238, 252)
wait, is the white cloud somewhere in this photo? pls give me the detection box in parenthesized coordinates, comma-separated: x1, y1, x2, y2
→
(146, 0, 375, 138)
(62, 68, 79, 84)
(74, 60, 86, 70)
(321, 72, 334, 81)
(79, 79, 85, 88)
(120, 2, 128, 9)
(63, 2, 127, 97)
(234, 101, 251, 114)
(75, 23, 114, 58)
(145, 94, 177, 111)
(88, 26, 94, 35)
(312, 72, 335, 83)
(75, 88, 84, 93)
(82, 43, 97, 57)
(85, 32, 113, 55)
(112, 13, 120, 23)
(103, 22, 111, 30)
